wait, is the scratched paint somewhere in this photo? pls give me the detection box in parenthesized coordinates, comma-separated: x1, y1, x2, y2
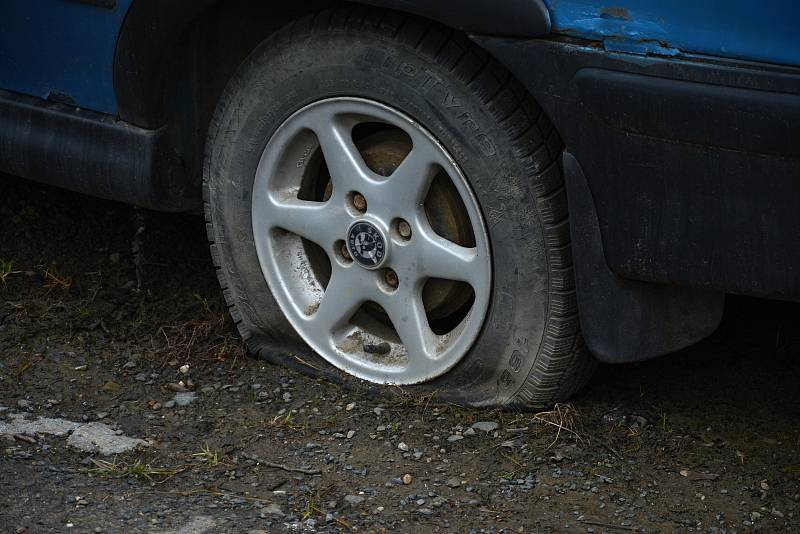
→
(543, 0, 800, 66)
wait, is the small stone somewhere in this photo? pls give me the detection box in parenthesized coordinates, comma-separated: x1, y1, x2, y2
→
(398, 442, 409, 451)
(346, 402, 356, 411)
(67, 422, 148, 455)
(463, 428, 476, 437)
(16, 399, 33, 411)
(282, 392, 292, 402)
(447, 435, 463, 442)
(402, 473, 413, 485)
(164, 401, 176, 409)
(373, 407, 384, 416)
(179, 364, 190, 374)
(346, 430, 356, 439)
(679, 469, 689, 477)
(344, 495, 365, 506)
(445, 477, 461, 488)
(134, 373, 147, 382)
(471, 421, 499, 433)
(262, 503, 283, 516)
(173, 392, 197, 406)
(101, 381, 123, 393)
(122, 361, 136, 369)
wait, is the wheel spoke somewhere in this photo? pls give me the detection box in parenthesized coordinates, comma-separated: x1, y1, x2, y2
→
(303, 112, 373, 192)
(415, 222, 482, 285)
(310, 267, 367, 334)
(380, 287, 436, 363)
(381, 140, 441, 208)
(256, 198, 344, 249)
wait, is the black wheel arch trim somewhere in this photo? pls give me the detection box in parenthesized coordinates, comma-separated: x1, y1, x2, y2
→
(113, 0, 551, 128)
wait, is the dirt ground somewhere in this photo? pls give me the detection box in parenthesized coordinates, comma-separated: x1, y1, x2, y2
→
(1, 174, 799, 533)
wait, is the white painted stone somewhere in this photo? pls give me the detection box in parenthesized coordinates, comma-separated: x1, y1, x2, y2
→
(66, 422, 149, 455)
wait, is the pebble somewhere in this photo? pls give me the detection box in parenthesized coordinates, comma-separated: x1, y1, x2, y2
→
(346, 402, 356, 411)
(447, 435, 463, 442)
(17, 399, 33, 411)
(398, 442, 409, 451)
(262, 503, 283, 516)
(402, 473, 413, 485)
(346, 430, 356, 439)
(282, 392, 292, 402)
(471, 421, 499, 433)
(445, 477, 461, 488)
(173, 392, 197, 407)
(344, 495, 365, 506)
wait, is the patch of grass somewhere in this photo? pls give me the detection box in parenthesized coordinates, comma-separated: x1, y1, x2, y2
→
(192, 442, 224, 467)
(532, 403, 583, 447)
(267, 412, 308, 432)
(90, 458, 185, 482)
(0, 259, 20, 287)
(42, 265, 72, 291)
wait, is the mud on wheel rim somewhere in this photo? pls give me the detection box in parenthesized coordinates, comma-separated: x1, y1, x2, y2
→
(252, 97, 492, 384)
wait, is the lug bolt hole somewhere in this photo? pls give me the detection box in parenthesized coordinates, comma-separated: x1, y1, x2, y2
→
(396, 219, 412, 241)
(336, 240, 352, 264)
(383, 268, 399, 290)
(349, 192, 368, 214)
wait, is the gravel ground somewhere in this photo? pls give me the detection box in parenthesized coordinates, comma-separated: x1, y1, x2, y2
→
(1, 175, 799, 533)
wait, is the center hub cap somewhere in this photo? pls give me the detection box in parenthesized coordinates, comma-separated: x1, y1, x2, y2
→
(347, 221, 387, 269)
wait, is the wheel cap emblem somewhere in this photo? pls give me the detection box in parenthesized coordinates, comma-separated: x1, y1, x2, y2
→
(347, 221, 386, 269)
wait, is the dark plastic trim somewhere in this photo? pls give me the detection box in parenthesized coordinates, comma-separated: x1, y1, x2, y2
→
(114, 0, 551, 128)
(359, 0, 550, 37)
(563, 151, 724, 363)
(0, 90, 198, 212)
(478, 36, 800, 301)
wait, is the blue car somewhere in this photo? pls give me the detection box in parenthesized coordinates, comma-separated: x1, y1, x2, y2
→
(2, 1, 798, 408)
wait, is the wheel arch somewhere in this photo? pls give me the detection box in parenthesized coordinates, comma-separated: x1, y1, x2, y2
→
(113, 0, 551, 129)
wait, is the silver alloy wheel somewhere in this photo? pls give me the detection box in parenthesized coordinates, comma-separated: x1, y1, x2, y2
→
(251, 97, 491, 384)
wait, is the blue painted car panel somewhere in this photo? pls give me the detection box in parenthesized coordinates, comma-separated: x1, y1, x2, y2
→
(0, 0, 133, 115)
(543, 0, 800, 67)
(1, 1, 798, 116)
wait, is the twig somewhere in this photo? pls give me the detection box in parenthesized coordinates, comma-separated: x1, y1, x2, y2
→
(247, 456, 320, 475)
(582, 520, 638, 532)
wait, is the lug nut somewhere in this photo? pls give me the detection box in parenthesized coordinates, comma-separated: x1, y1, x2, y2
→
(384, 269, 399, 289)
(353, 193, 367, 213)
(397, 220, 412, 240)
(341, 243, 352, 261)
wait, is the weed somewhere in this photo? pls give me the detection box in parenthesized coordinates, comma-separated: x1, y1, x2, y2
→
(192, 442, 224, 467)
(0, 259, 20, 287)
(267, 412, 308, 432)
(42, 265, 72, 291)
(90, 458, 185, 482)
(532, 403, 583, 447)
